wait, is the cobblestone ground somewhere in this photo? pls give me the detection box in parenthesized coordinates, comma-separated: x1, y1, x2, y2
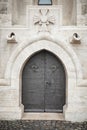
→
(0, 120, 87, 130)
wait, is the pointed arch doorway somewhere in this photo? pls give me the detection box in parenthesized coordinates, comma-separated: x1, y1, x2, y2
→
(22, 50, 66, 113)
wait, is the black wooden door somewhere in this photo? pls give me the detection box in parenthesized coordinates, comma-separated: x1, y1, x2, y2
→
(22, 50, 65, 112)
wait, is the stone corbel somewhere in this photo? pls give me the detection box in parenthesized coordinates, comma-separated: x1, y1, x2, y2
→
(7, 32, 17, 43)
(70, 33, 81, 44)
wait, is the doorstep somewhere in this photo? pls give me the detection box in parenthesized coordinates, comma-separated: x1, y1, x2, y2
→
(22, 113, 64, 120)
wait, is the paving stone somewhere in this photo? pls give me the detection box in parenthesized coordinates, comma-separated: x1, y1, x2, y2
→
(0, 120, 87, 130)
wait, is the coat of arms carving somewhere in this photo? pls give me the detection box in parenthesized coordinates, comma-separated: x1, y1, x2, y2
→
(33, 9, 55, 32)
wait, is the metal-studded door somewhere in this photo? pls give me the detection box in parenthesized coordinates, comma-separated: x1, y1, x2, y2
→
(22, 50, 65, 112)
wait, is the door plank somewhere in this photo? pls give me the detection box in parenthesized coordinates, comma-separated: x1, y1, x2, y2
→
(22, 52, 45, 112)
(44, 51, 65, 112)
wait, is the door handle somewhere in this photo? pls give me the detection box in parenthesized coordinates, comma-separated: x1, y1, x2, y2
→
(45, 81, 49, 84)
(45, 81, 50, 85)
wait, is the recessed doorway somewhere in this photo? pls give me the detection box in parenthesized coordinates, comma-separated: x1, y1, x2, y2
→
(22, 50, 66, 113)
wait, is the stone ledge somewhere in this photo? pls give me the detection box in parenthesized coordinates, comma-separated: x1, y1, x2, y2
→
(0, 79, 10, 86)
(22, 113, 64, 120)
(78, 79, 87, 87)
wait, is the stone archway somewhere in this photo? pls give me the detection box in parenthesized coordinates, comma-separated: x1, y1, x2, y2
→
(4, 34, 82, 120)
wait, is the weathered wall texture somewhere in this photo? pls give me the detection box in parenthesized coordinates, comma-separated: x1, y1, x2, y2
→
(0, 0, 87, 122)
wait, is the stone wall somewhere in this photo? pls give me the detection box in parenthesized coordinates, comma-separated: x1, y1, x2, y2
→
(77, 0, 87, 25)
(0, 0, 77, 26)
(0, 0, 11, 26)
(0, 26, 87, 122)
(0, 1, 87, 122)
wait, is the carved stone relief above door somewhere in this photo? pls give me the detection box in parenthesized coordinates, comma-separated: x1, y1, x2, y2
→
(27, 6, 62, 32)
(33, 9, 55, 32)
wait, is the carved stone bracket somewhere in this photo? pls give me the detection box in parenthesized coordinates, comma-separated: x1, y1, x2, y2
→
(7, 32, 17, 44)
(70, 33, 81, 44)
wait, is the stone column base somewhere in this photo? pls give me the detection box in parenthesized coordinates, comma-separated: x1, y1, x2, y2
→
(64, 105, 87, 122)
(0, 104, 24, 120)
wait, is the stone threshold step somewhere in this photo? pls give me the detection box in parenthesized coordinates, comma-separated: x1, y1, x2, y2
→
(22, 113, 64, 120)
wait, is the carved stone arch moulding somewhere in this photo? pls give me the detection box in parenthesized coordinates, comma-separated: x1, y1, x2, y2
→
(5, 34, 82, 81)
